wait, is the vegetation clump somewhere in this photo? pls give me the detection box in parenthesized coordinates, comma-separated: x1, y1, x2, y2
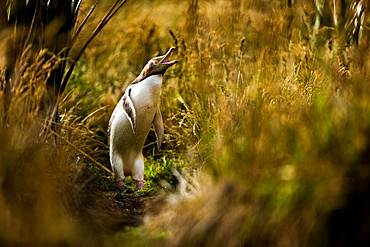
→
(1, 0, 370, 246)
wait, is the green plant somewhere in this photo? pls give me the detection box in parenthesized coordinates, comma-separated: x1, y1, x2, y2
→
(145, 151, 188, 189)
(2, 0, 370, 246)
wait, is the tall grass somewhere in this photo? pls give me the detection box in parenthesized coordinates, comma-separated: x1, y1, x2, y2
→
(0, 1, 139, 246)
(1, 0, 370, 246)
(87, 1, 369, 246)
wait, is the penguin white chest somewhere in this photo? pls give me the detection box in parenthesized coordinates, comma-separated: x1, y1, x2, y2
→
(111, 75, 163, 148)
(130, 75, 163, 111)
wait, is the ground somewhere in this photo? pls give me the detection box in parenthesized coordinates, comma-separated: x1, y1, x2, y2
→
(104, 191, 156, 216)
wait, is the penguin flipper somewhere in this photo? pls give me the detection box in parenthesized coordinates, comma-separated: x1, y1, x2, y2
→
(122, 92, 137, 133)
(153, 106, 164, 150)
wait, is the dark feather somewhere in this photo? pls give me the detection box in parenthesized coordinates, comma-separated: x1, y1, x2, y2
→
(122, 88, 137, 133)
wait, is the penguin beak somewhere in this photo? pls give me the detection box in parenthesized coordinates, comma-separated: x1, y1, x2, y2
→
(159, 47, 178, 66)
(143, 47, 178, 76)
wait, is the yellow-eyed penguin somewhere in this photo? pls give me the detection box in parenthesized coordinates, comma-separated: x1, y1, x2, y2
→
(108, 47, 178, 191)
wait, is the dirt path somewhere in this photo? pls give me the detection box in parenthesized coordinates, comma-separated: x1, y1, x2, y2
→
(104, 191, 156, 216)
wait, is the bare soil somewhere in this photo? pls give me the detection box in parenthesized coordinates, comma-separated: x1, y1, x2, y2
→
(104, 191, 156, 216)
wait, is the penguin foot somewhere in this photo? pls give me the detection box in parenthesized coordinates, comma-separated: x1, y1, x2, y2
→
(135, 181, 144, 191)
(117, 180, 126, 189)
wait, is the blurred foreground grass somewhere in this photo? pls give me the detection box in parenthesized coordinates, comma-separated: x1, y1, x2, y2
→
(2, 0, 370, 246)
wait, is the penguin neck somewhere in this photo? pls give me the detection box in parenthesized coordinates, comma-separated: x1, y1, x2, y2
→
(140, 74, 163, 89)
(129, 74, 163, 99)
(133, 69, 162, 84)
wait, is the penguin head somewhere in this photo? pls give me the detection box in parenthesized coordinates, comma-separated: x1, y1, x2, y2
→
(135, 47, 178, 82)
(147, 47, 178, 75)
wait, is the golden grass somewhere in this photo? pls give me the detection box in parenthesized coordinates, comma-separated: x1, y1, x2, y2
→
(1, 0, 370, 246)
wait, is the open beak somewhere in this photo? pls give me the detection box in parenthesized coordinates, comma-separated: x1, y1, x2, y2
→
(159, 47, 178, 65)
